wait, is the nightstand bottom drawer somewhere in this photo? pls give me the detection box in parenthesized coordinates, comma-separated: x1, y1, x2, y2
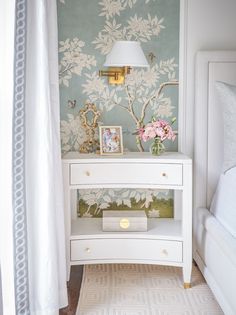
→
(70, 239, 183, 263)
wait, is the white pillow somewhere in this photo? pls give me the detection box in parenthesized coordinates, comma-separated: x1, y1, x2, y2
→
(210, 166, 236, 238)
(215, 81, 236, 172)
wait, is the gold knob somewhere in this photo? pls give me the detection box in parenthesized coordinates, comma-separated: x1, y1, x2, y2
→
(85, 171, 90, 176)
(85, 248, 91, 253)
(162, 172, 167, 177)
(120, 218, 130, 229)
(161, 249, 168, 256)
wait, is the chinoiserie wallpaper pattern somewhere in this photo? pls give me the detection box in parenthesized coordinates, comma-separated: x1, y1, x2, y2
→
(57, 0, 180, 218)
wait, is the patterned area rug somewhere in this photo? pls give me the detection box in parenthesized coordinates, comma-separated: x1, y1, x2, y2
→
(76, 264, 223, 315)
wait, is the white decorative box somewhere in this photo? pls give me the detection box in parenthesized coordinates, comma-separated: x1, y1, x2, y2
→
(102, 210, 147, 232)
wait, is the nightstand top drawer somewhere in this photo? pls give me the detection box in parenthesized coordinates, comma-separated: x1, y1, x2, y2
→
(70, 162, 183, 186)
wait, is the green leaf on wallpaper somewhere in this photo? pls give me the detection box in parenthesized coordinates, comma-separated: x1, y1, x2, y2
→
(78, 197, 173, 218)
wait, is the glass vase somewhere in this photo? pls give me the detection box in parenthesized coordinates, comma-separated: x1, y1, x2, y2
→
(149, 137, 165, 156)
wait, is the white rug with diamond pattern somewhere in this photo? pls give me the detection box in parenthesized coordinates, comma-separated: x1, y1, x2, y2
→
(76, 264, 223, 315)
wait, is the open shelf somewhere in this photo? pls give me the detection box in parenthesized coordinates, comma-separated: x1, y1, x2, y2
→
(71, 218, 182, 241)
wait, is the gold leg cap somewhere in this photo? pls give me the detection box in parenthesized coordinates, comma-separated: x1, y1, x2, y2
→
(184, 282, 191, 289)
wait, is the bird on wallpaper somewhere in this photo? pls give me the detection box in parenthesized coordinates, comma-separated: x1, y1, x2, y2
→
(67, 99, 76, 109)
(148, 52, 157, 64)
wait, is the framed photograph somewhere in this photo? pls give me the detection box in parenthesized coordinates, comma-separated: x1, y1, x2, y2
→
(99, 126, 123, 155)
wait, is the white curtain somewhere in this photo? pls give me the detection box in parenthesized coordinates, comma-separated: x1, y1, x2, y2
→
(0, 1, 16, 314)
(1, 0, 67, 314)
(25, 0, 68, 314)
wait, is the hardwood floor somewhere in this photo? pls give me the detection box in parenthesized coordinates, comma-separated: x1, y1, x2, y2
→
(59, 266, 84, 315)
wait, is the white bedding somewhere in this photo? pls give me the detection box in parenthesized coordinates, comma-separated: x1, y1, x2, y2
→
(210, 166, 236, 238)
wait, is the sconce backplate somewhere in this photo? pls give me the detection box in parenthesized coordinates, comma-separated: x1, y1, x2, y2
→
(108, 67, 125, 85)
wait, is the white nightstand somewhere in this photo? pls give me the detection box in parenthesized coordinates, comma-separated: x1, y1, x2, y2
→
(62, 152, 192, 288)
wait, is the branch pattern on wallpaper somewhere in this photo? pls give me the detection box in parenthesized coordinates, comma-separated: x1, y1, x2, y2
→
(59, 38, 96, 87)
(93, 15, 164, 55)
(58, 0, 180, 217)
(82, 62, 178, 151)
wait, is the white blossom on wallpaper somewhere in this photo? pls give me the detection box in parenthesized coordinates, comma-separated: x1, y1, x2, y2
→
(93, 15, 164, 55)
(60, 113, 87, 153)
(82, 72, 123, 111)
(61, 111, 100, 154)
(59, 38, 96, 87)
(98, 0, 159, 20)
(79, 188, 170, 217)
(99, 0, 137, 19)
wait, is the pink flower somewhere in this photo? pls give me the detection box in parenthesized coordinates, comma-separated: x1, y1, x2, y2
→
(137, 118, 177, 144)
(138, 128, 145, 138)
(159, 119, 168, 127)
(153, 119, 167, 128)
(141, 134, 149, 142)
(164, 125, 176, 141)
(155, 127, 165, 139)
(141, 126, 156, 141)
(152, 120, 161, 128)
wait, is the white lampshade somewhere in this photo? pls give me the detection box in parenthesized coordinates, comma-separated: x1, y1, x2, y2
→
(104, 41, 149, 68)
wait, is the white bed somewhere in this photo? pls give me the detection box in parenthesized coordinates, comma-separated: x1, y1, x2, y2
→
(194, 51, 236, 315)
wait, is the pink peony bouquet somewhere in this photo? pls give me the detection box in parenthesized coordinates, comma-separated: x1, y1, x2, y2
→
(138, 118, 176, 143)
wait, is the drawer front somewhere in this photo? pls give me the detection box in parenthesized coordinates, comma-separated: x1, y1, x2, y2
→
(70, 163, 182, 186)
(71, 239, 183, 262)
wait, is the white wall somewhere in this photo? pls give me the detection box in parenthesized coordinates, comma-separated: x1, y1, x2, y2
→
(185, 0, 236, 156)
(0, 268, 2, 315)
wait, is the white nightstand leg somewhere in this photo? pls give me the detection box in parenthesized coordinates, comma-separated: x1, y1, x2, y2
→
(174, 190, 182, 220)
(62, 163, 71, 281)
(183, 265, 192, 288)
(182, 163, 192, 288)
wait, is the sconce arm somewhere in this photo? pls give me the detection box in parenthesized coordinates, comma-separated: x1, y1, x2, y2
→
(98, 67, 131, 84)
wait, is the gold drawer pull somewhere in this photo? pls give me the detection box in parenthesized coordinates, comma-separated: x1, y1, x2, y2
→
(85, 171, 90, 176)
(162, 172, 167, 177)
(161, 249, 168, 256)
(120, 218, 130, 229)
(85, 247, 91, 253)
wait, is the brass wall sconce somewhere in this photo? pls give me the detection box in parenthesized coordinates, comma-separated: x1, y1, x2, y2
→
(99, 66, 131, 84)
(99, 41, 149, 85)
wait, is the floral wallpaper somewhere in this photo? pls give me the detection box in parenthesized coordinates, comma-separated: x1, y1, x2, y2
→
(57, 0, 180, 218)
(78, 188, 173, 218)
